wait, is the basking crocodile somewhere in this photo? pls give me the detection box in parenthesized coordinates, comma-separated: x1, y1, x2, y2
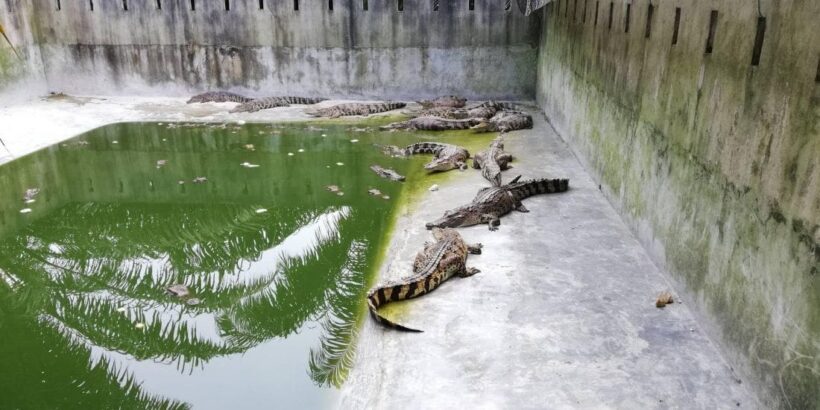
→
(381, 116, 481, 131)
(426, 176, 569, 230)
(468, 101, 519, 111)
(187, 91, 253, 104)
(412, 106, 469, 119)
(384, 142, 470, 172)
(473, 136, 513, 186)
(306, 102, 406, 118)
(418, 95, 467, 109)
(370, 165, 406, 182)
(472, 111, 533, 133)
(367, 228, 482, 332)
(230, 96, 326, 113)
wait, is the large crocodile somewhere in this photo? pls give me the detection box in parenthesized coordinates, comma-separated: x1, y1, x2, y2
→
(383, 142, 471, 172)
(426, 176, 569, 230)
(230, 96, 326, 113)
(412, 106, 469, 119)
(306, 102, 406, 118)
(472, 111, 533, 133)
(381, 116, 481, 131)
(367, 227, 482, 332)
(187, 91, 254, 104)
(473, 136, 513, 186)
(417, 95, 467, 109)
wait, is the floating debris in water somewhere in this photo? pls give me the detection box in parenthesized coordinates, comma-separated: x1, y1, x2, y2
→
(244, 144, 256, 151)
(382, 195, 390, 200)
(255, 208, 268, 214)
(350, 127, 370, 132)
(178, 180, 186, 185)
(186, 298, 201, 306)
(112, 140, 119, 144)
(321, 134, 327, 137)
(23, 188, 40, 203)
(656, 291, 674, 308)
(156, 159, 167, 168)
(307, 126, 325, 132)
(350, 139, 359, 143)
(192, 177, 208, 184)
(298, 148, 305, 153)
(337, 192, 345, 196)
(429, 184, 439, 192)
(288, 152, 295, 156)
(325, 185, 341, 193)
(162, 138, 168, 141)
(241, 162, 260, 168)
(236, 120, 246, 125)
(135, 323, 146, 329)
(336, 162, 344, 166)
(368, 188, 383, 196)
(116, 307, 126, 313)
(166, 284, 190, 297)
(158, 122, 164, 125)
(20, 208, 32, 214)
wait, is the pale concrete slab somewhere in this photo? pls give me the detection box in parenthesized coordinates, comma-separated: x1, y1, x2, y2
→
(339, 113, 759, 409)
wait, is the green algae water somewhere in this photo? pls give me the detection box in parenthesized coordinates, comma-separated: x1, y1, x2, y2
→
(0, 121, 496, 409)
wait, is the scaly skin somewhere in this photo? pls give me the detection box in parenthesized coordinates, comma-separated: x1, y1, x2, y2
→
(417, 95, 467, 109)
(426, 176, 570, 231)
(381, 116, 481, 131)
(370, 164, 406, 182)
(367, 228, 482, 332)
(230, 96, 327, 113)
(468, 101, 519, 111)
(472, 111, 533, 133)
(390, 142, 471, 172)
(413, 106, 469, 119)
(473, 136, 514, 186)
(306, 102, 406, 118)
(187, 91, 254, 104)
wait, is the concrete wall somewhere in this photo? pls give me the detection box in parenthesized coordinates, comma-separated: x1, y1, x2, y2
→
(0, 0, 47, 104)
(3, 0, 540, 99)
(536, 0, 819, 408)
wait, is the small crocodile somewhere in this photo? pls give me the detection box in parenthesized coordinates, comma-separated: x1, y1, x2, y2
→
(473, 136, 513, 186)
(386, 142, 470, 172)
(466, 105, 498, 119)
(426, 175, 569, 230)
(472, 111, 533, 133)
(417, 95, 468, 109)
(187, 91, 254, 104)
(412, 106, 469, 119)
(367, 227, 482, 332)
(370, 164, 406, 181)
(306, 102, 406, 118)
(380, 116, 482, 131)
(230, 96, 327, 113)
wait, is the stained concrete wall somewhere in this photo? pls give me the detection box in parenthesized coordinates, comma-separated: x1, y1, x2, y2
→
(0, 0, 47, 104)
(536, 0, 819, 407)
(2, 0, 540, 99)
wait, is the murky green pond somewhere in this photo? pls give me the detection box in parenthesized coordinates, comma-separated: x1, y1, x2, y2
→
(0, 121, 480, 409)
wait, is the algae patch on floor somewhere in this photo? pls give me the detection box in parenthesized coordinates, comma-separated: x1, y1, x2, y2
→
(0, 121, 489, 409)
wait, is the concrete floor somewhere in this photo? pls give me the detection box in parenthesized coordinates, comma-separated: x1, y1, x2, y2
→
(339, 114, 758, 409)
(0, 97, 758, 409)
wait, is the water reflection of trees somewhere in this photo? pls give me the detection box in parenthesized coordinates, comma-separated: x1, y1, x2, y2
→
(0, 200, 372, 405)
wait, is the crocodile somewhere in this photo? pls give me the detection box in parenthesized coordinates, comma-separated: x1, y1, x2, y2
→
(426, 175, 569, 230)
(472, 111, 533, 133)
(417, 95, 467, 109)
(187, 91, 254, 104)
(370, 164, 406, 182)
(306, 102, 406, 118)
(412, 106, 469, 119)
(467, 101, 519, 111)
(473, 136, 513, 186)
(380, 116, 482, 131)
(384, 142, 470, 172)
(230, 96, 327, 113)
(367, 228, 482, 332)
(465, 105, 498, 120)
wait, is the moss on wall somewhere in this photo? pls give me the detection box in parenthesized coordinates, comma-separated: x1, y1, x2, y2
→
(537, 0, 819, 408)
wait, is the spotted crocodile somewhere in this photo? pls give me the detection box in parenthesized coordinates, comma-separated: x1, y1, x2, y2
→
(367, 227, 482, 332)
(380, 117, 482, 131)
(230, 96, 326, 113)
(472, 111, 533, 133)
(187, 91, 254, 104)
(370, 164, 406, 181)
(412, 106, 469, 119)
(417, 95, 467, 109)
(306, 102, 406, 118)
(473, 136, 513, 186)
(426, 176, 569, 230)
(383, 142, 470, 172)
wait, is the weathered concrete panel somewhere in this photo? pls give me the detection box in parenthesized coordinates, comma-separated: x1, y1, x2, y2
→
(0, 0, 47, 104)
(13, 0, 539, 98)
(536, 0, 819, 407)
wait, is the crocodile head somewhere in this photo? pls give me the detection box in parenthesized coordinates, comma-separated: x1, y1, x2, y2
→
(471, 120, 494, 133)
(424, 158, 460, 172)
(425, 206, 482, 229)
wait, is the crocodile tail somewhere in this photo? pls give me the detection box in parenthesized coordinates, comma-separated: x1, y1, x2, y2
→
(367, 291, 423, 333)
(384, 102, 407, 111)
(511, 178, 570, 200)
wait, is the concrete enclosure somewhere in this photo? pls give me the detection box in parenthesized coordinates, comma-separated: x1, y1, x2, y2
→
(0, 0, 818, 408)
(0, 0, 540, 100)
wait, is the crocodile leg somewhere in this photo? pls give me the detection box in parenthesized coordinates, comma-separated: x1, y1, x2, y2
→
(458, 161, 468, 171)
(459, 266, 481, 277)
(467, 243, 483, 255)
(481, 213, 501, 231)
(515, 202, 530, 213)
